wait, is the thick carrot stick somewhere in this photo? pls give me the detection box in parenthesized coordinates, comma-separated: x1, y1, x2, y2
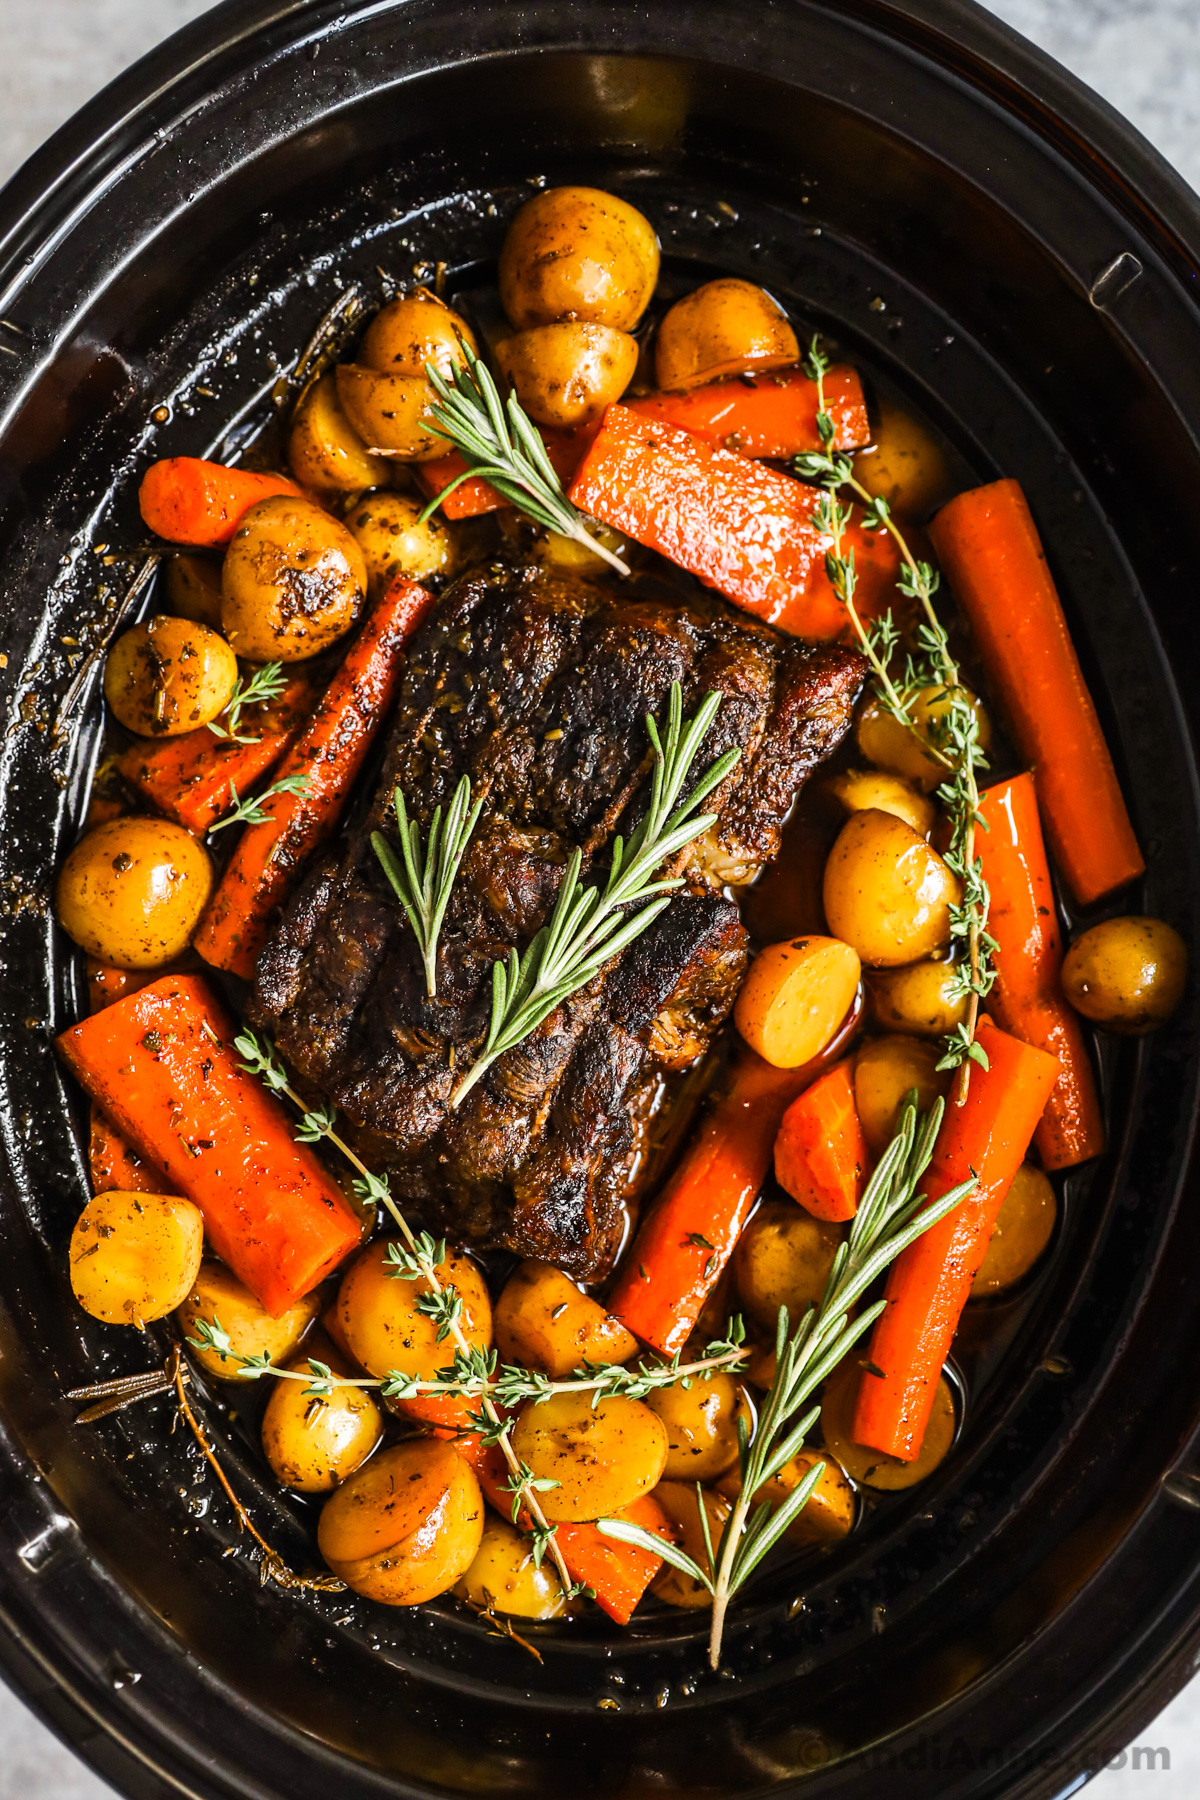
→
(626, 364, 869, 460)
(89, 1103, 174, 1195)
(117, 674, 314, 835)
(610, 996, 864, 1355)
(852, 1018, 1060, 1461)
(194, 577, 434, 979)
(773, 1059, 870, 1221)
(139, 458, 300, 547)
(56, 974, 362, 1314)
(929, 479, 1143, 905)
(568, 405, 899, 639)
(416, 422, 600, 520)
(976, 774, 1105, 1170)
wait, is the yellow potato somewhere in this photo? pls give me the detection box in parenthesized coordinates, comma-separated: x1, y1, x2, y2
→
(103, 614, 237, 737)
(70, 1190, 204, 1327)
(535, 521, 628, 577)
(851, 401, 954, 521)
(334, 364, 443, 461)
(347, 489, 457, 595)
(287, 372, 391, 492)
(499, 185, 660, 331)
(221, 495, 366, 662)
(868, 959, 969, 1039)
(856, 687, 992, 793)
(717, 1446, 855, 1545)
(971, 1163, 1057, 1297)
(1061, 916, 1188, 1034)
(826, 768, 936, 838)
(55, 816, 214, 968)
(318, 1439, 483, 1604)
(733, 936, 862, 1068)
(455, 1515, 566, 1619)
(823, 809, 960, 967)
(163, 554, 224, 629)
(854, 1033, 949, 1152)
(177, 1260, 320, 1379)
(732, 1201, 844, 1335)
(646, 1372, 747, 1481)
(360, 291, 478, 380)
(495, 322, 638, 428)
(650, 1481, 729, 1609)
(509, 1392, 668, 1522)
(654, 279, 799, 392)
(821, 1358, 956, 1490)
(337, 1240, 491, 1382)
(260, 1344, 383, 1492)
(494, 1260, 637, 1379)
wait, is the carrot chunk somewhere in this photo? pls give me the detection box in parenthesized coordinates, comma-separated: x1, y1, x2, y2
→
(773, 1059, 871, 1221)
(88, 1102, 174, 1196)
(416, 423, 600, 519)
(626, 363, 869, 459)
(138, 458, 300, 547)
(929, 479, 1144, 905)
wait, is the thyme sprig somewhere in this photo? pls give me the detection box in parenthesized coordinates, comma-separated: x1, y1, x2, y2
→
(371, 774, 483, 998)
(795, 337, 995, 1092)
(416, 343, 630, 576)
(209, 770, 312, 834)
(597, 1095, 977, 1668)
(208, 661, 289, 745)
(451, 683, 739, 1108)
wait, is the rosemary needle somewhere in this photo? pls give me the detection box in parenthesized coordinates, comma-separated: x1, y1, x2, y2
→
(371, 774, 484, 998)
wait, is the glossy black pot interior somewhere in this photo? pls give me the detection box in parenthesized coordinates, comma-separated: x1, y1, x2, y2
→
(2, 2, 1200, 1796)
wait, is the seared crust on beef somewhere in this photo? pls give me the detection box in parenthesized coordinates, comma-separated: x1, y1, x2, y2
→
(253, 562, 865, 1277)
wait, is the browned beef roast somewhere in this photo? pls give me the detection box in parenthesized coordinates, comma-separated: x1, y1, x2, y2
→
(252, 561, 866, 1278)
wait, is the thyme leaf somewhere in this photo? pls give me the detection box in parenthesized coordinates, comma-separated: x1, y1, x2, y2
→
(207, 661, 288, 745)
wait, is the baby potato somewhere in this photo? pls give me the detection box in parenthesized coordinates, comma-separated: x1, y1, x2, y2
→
(55, 816, 213, 968)
(70, 1190, 204, 1328)
(856, 687, 992, 793)
(221, 495, 366, 662)
(456, 1514, 566, 1620)
(347, 490, 457, 595)
(164, 554, 224, 629)
(494, 1260, 637, 1380)
(821, 1357, 956, 1490)
(826, 768, 936, 839)
(650, 1481, 730, 1609)
(104, 614, 237, 737)
(854, 1033, 949, 1152)
(495, 322, 638, 428)
(971, 1162, 1057, 1297)
(318, 1439, 483, 1604)
(260, 1344, 383, 1493)
(732, 1201, 844, 1335)
(654, 279, 799, 392)
(177, 1260, 320, 1379)
(509, 1392, 668, 1521)
(868, 959, 969, 1038)
(823, 809, 960, 967)
(851, 401, 955, 522)
(646, 1372, 746, 1481)
(287, 372, 391, 492)
(337, 1239, 492, 1382)
(499, 185, 660, 331)
(717, 1446, 855, 1546)
(733, 936, 862, 1068)
(360, 290, 478, 380)
(1061, 916, 1188, 1034)
(334, 364, 443, 461)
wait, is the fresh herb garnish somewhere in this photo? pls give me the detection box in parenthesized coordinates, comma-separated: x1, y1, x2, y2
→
(208, 769, 312, 833)
(208, 661, 289, 745)
(371, 774, 483, 998)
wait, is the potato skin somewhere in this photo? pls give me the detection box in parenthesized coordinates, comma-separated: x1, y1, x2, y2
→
(70, 1191, 204, 1327)
(823, 809, 960, 968)
(868, 959, 968, 1039)
(318, 1440, 483, 1604)
(494, 1260, 637, 1379)
(646, 1371, 745, 1481)
(499, 185, 660, 330)
(456, 1514, 566, 1619)
(826, 768, 935, 839)
(717, 1446, 855, 1545)
(732, 1201, 844, 1335)
(854, 1032, 949, 1152)
(177, 1259, 320, 1378)
(260, 1346, 383, 1493)
(55, 816, 214, 968)
(347, 489, 457, 595)
(495, 322, 638, 428)
(221, 495, 366, 662)
(851, 401, 954, 521)
(1061, 916, 1188, 1034)
(970, 1162, 1057, 1297)
(360, 291, 478, 380)
(334, 365, 443, 461)
(733, 935, 861, 1068)
(650, 1481, 730, 1609)
(104, 614, 238, 737)
(654, 279, 799, 392)
(287, 372, 391, 493)
(856, 687, 991, 793)
(510, 1392, 668, 1521)
(337, 1240, 492, 1381)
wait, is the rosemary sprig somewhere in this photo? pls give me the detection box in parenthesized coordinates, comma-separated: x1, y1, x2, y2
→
(416, 343, 630, 576)
(597, 1096, 976, 1668)
(451, 682, 739, 1108)
(795, 337, 995, 1094)
(208, 661, 288, 745)
(371, 774, 483, 998)
(209, 770, 312, 834)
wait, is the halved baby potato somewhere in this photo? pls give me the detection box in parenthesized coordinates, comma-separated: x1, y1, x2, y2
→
(70, 1190, 204, 1328)
(318, 1439, 483, 1604)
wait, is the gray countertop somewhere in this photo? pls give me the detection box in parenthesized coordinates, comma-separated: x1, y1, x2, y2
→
(0, 0, 1196, 1793)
